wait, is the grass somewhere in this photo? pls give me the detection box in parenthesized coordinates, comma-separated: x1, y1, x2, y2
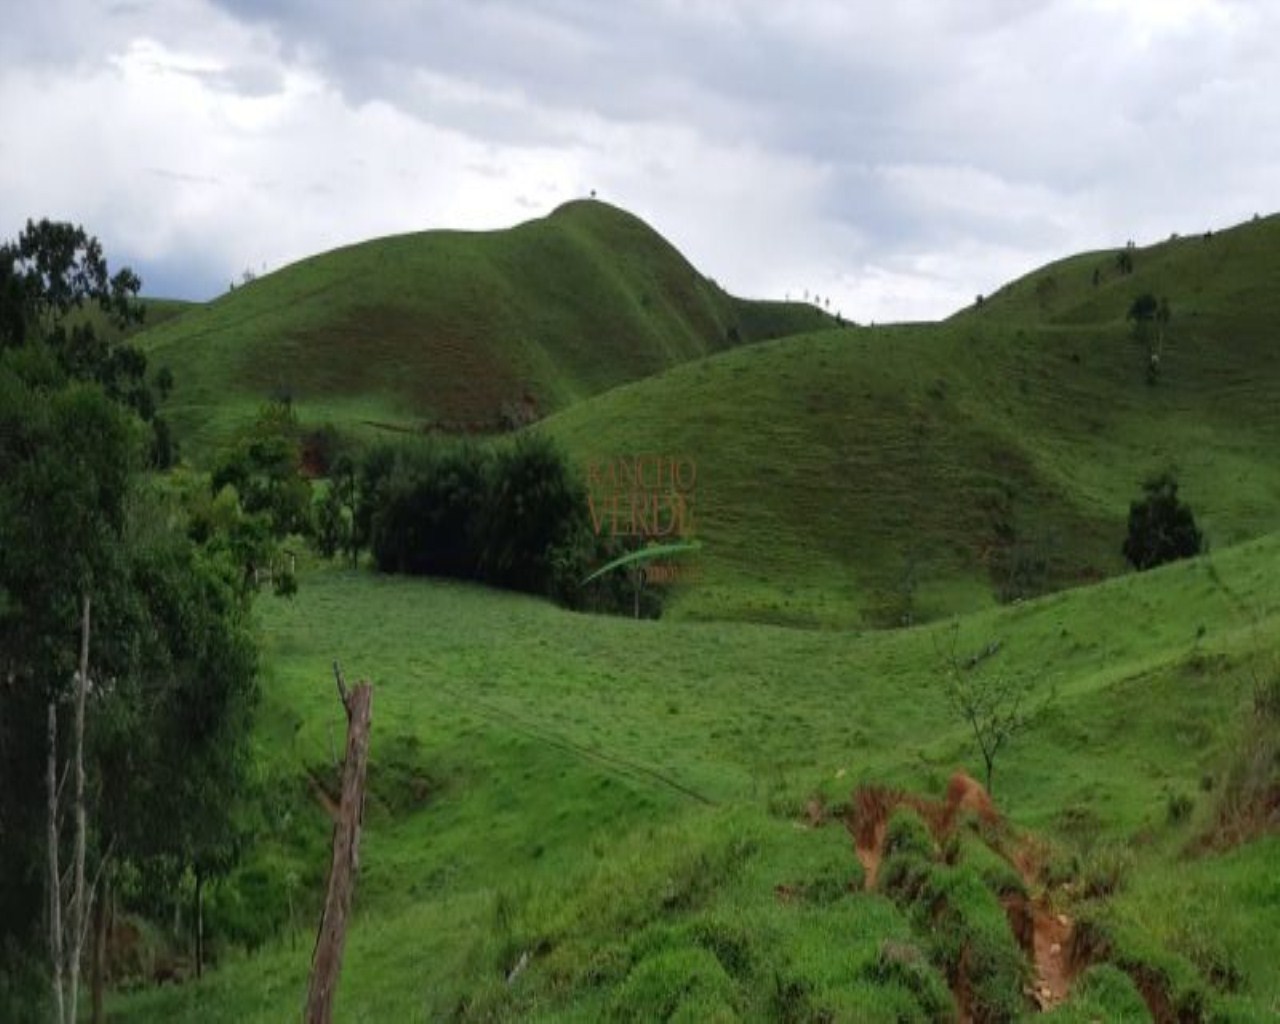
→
(109, 525, 1280, 1021)
(544, 214, 1280, 627)
(100, 206, 1280, 1020)
(130, 200, 832, 461)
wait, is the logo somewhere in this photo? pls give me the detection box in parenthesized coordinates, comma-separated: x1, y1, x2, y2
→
(585, 455, 696, 538)
(584, 455, 700, 586)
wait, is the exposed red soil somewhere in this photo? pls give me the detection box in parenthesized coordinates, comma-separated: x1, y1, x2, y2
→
(847, 772, 1081, 1015)
(849, 771, 1000, 891)
(1026, 902, 1075, 1010)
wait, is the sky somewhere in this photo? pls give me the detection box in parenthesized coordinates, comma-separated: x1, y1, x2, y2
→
(1, 0, 1276, 323)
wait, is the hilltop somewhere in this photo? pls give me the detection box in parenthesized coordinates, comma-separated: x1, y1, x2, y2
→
(133, 200, 832, 456)
(546, 214, 1280, 626)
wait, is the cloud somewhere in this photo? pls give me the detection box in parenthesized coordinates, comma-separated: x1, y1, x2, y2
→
(2, 0, 1278, 321)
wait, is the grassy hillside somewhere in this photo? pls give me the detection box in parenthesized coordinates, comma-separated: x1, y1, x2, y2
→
(545, 214, 1280, 627)
(111, 529, 1280, 1021)
(132, 201, 832, 458)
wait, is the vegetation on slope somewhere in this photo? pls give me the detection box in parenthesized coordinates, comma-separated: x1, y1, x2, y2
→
(109, 527, 1280, 1021)
(546, 214, 1280, 627)
(133, 200, 832, 458)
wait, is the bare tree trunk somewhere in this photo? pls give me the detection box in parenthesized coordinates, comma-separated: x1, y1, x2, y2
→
(91, 869, 108, 1024)
(304, 666, 373, 1024)
(47, 699, 65, 1024)
(67, 593, 91, 1024)
(195, 869, 204, 980)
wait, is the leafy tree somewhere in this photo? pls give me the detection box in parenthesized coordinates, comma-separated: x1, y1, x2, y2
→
(314, 484, 349, 561)
(1127, 292, 1158, 325)
(1122, 474, 1203, 570)
(212, 400, 313, 539)
(0, 220, 176, 467)
(0, 225, 259, 1017)
(312, 450, 362, 567)
(478, 434, 588, 594)
(370, 442, 491, 578)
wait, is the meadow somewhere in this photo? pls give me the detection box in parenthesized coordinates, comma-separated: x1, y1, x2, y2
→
(111, 529, 1280, 1021)
(98, 204, 1280, 1022)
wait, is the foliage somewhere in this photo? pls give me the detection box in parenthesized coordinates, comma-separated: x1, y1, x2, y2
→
(478, 433, 589, 594)
(0, 226, 259, 997)
(369, 440, 492, 578)
(1127, 292, 1159, 324)
(0, 218, 176, 466)
(1122, 473, 1203, 571)
(211, 400, 312, 539)
(363, 433, 648, 613)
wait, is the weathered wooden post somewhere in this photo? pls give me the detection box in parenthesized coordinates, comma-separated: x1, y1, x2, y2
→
(304, 662, 373, 1024)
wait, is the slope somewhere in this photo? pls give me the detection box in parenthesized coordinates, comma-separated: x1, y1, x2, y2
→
(545, 213, 1280, 627)
(110, 528, 1280, 1021)
(133, 200, 832, 458)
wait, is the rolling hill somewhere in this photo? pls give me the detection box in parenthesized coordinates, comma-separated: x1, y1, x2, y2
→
(111, 526, 1280, 1022)
(546, 214, 1280, 626)
(132, 200, 833, 457)
(98, 209, 1280, 1022)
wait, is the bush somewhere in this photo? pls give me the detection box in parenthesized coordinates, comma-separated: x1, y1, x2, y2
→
(478, 433, 589, 594)
(1122, 473, 1203, 571)
(1166, 792, 1195, 825)
(370, 441, 491, 578)
(363, 434, 661, 616)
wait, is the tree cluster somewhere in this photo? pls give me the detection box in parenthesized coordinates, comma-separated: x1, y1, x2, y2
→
(1122, 473, 1203, 571)
(1, 219, 176, 467)
(313, 434, 653, 615)
(0, 222, 258, 1020)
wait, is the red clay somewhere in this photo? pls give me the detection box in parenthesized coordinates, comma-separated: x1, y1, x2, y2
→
(847, 773, 1086, 1015)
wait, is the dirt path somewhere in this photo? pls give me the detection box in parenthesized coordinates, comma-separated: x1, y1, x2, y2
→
(1027, 901, 1074, 1010)
(855, 818, 886, 890)
(1013, 841, 1077, 1011)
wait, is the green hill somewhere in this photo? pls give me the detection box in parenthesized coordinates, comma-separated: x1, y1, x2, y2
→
(133, 200, 832, 457)
(100, 210, 1280, 1023)
(110, 529, 1280, 1022)
(545, 214, 1280, 626)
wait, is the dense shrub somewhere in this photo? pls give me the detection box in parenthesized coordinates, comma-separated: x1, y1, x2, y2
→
(477, 434, 588, 594)
(370, 442, 491, 578)
(363, 434, 660, 615)
(1122, 473, 1202, 571)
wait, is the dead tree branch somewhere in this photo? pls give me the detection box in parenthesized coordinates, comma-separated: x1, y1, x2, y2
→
(304, 672, 373, 1024)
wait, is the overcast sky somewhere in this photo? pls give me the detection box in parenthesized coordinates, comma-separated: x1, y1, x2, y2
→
(2, 0, 1276, 322)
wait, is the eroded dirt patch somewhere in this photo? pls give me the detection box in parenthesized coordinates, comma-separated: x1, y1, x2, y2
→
(847, 772, 1082, 1015)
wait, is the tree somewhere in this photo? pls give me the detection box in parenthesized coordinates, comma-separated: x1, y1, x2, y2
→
(1122, 473, 1203, 570)
(937, 628, 1049, 795)
(0, 220, 175, 468)
(212, 400, 313, 540)
(1127, 292, 1158, 326)
(478, 434, 587, 594)
(0, 224, 258, 1019)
